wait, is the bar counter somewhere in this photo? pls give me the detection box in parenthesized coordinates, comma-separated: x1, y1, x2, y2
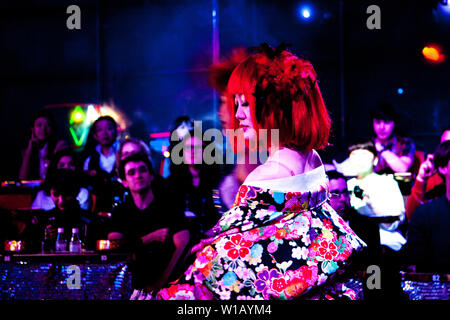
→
(0, 252, 132, 300)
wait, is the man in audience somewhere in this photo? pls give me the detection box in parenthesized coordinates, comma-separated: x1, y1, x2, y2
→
(345, 141, 407, 299)
(328, 170, 381, 262)
(328, 170, 384, 299)
(404, 140, 450, 272)
(346, 141, 406, 252)
(406, 127, 450, 220)
(108, 154, 190, 299)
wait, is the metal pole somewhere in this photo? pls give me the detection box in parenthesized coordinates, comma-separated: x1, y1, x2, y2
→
(212, 0, 219, 128)
(339, 0, 346, 143)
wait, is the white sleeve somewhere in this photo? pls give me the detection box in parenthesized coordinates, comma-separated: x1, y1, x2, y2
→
(31, 190, 56, 211)
(77, 187, 90, 210)
(83, 156, 91, 171)
(31, 190, 44, 209)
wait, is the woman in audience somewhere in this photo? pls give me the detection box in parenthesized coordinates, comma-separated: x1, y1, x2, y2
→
(19, 110, 68, 180)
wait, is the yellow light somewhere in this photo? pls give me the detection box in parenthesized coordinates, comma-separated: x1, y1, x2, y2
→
(70, 106, 85, 124)
(73, 112, 83, 122)
(163, 151, 170, 158)
(422, 46, 440, 62)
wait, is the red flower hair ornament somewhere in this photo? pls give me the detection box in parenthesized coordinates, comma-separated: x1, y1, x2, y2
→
(251, 43, 318, 124)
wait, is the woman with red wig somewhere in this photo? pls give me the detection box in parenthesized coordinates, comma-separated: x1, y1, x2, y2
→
(155, 44, 365, 300)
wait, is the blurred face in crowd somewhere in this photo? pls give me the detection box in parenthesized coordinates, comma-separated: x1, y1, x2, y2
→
(235, 94, 256, 142)
(32, 116, 52, 142)
(94, 119, 116, 147)
(175, 122, 191, 141)
(329, 178, 351, 216)
(441, 130, 450, 143)
(50, 189, 77, 211)
(437, 159, 450, 182)
(184, 136, 203, 165)
(218, 95, 232, 131)
(122, 160, 153, 193)
(57, 155, 76, 171)
(121, 142, 140, 160)
(349, 149, 375, 176)
(373, 118, 394, 141)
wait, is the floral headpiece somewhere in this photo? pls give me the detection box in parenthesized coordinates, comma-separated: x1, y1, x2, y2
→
(250, 43, 318, 124)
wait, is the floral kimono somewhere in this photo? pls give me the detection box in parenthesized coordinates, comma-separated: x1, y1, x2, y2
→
(156, 166, 366, 300)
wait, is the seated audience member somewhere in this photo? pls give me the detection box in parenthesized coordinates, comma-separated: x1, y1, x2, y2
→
(327, 170, 384, 299)
(115, 137, 152, 177)
(346, 141, 407, 299)
(19, 110, 68, 180)
(346, 141, 406, 252)
(406, 127, 450, 220)
(168, 118, 222, 243)
(36, 169, 100, 251)
(371, 103, 416, 194)
(327, 170, 381, 262)
(404, 141, 450, 272)
(108, 154, 190, 299)
(84, 116, 120, 174)
(83, 116, 122, 211)
(32, 149, 90, 211)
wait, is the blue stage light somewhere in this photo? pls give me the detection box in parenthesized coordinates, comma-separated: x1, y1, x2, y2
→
(397, 88, 404, 95)
(302, 8, 311, 19)
(297, 4, 313, 21)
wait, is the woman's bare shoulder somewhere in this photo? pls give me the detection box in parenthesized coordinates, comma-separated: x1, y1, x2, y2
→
(245, 162, 293, 182)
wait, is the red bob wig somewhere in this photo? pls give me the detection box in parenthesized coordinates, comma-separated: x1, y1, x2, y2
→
(225, 44, 331, 151)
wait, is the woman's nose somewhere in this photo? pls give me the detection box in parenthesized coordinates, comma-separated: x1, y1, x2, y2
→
(235, 105, 245, 120)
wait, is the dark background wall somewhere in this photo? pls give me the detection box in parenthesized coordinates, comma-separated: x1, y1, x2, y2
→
(1, 0, 449, 179)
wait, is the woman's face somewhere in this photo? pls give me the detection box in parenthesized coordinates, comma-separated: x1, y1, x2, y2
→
(94, 119, 116, 146)
(373, 119, 394, 141)
(234, 94, 256, 142)
(184, 136, 203, 165)
(33, 116, 52, 141)
(121, 142, 140, 160)
(57, 155, 76, 171)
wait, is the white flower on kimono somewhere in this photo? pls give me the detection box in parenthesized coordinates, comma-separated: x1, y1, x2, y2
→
(255, 264, 267, 273)
(255, 209, 268, 220)
(311, 217, 322, 228)
(215, 237, 231, 258)
(241, 222, 254, 231)
(249, 256, 262, 266)
(292, 247, 309, 260)
(218, 289, 231, 300)
(249, 201, 258, 209)
(301, 234, 311, 246)
(276, 260, 293, 272)
(317, 273, 328, 286)
(234, 266, 252, 280)
(321, 228, 336, 242)
(224, 208, 244, 225)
